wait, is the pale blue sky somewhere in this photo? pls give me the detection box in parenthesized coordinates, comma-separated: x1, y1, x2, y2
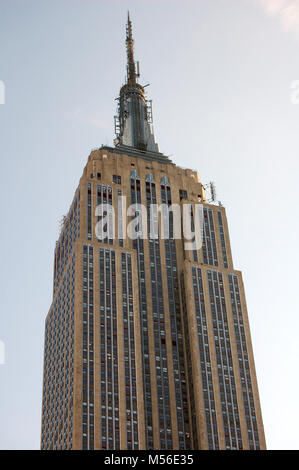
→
(0, 0, 299, 450)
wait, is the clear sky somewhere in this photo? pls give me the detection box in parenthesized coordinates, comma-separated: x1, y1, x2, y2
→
(0, 0, 298, 450)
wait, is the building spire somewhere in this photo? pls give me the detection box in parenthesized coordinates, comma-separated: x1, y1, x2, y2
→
(114, 13, 159, 153)
(126, 11, 137, 85)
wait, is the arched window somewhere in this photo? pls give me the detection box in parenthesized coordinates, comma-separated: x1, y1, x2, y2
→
(145, 173, 155, 182)
(130, 170, 140, 180)
(161, 176, 170, 186)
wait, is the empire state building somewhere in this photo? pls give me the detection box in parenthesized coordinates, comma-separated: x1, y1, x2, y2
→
(41, 14, 266, 450)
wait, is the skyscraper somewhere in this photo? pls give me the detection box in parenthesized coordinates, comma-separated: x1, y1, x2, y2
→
(41, 14, 266, 451)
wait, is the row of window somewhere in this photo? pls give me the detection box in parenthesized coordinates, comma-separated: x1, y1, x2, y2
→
(41, 251, 75, 449)
(82, 245, 94, 450)
(130, 174, 153, 448)
(54, 188, 80, 293)
(186, 267, 258, 449)
(96, 184, 113, 244)
(192, 267, 219, 449)
(228, 274, 260, 449)
(180, 272, 199, 449)
(99, 248, 120, 449)
(202, 208, 218, 266)
(89, 173, 121, 184)
(86, 178, 229, 270)
(207, 270, 242, 450)
(161, 182, 190, 450)
(121, 252, 139, 449)
(89, 171, 197, 200)
(146, 179, 172, 449)
(217, 212, 228, 268)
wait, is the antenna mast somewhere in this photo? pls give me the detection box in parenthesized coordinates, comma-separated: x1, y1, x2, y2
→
(126, 12, 137, 85)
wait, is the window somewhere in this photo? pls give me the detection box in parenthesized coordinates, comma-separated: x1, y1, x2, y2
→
(179, 189, 188, 200)
(97, 172, 101, 180)
(113, 175, 121, 184)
